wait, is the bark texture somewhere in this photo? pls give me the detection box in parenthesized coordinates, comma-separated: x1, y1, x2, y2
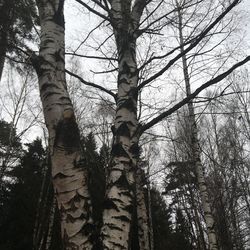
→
(35, 1, 93, 249)
(177, 3, 218, 250)
(101, 1, 146, 249)
(136, 168, 150, 250)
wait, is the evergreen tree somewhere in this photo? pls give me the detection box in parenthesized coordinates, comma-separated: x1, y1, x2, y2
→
(0, 119, 22, 189)
(0, 0, 38, 79)
(0, 139, 45, 250)
(172, 208, 193, 250)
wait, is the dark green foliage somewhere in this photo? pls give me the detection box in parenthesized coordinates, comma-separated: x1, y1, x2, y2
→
(171, 208, 193, 250)
(0, 0, 38, 47)
(149, 188, 173, 250)
(163, 162, 197, 194)
(148, 187, 193, 250)
(0, 120, 21, 149)
(0, 130, 196, 249)
(80, 133, 110, 249)
(81, 133, 106, 239)
(0, 139, 45, 250)
(0, 120, 22, 185)
(0, 0, 38, 74)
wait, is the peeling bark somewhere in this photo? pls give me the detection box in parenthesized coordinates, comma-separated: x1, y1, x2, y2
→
(176, 3, 218, 250)
(34, 1, 94, 249)
(101, 1, 146, 248)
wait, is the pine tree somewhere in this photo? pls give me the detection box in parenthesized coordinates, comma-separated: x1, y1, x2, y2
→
(0, 139, 46, 250)
(0, 0, 38, 80)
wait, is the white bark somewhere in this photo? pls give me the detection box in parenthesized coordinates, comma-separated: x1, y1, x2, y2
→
(101, 1, 146, 249)
(101, 46, 139, 249)
(136, 167, 150, 250)
(176, 2, 218, 250)
(35, 1, 94, 249)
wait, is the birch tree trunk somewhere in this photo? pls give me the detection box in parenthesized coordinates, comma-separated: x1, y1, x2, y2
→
(136, 167, 150, 250)
(34, 1, 94, 248)
(146, 174, 154, 250)
(176, 3, 218, 250)
(101, 1, 146, 249)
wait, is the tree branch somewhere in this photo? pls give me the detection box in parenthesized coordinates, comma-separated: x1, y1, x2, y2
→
(65, 69, 117, 101)
(139, 55, 250, 134)
(65, 52, 117, 61)
(75, 0, 110, 21)
(137, 0, 241, 90)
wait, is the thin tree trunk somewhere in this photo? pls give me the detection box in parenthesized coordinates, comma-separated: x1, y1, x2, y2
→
(33, 1, 94, 248)
(0, 38, 6, 81)
(146, 173, 154, 250)
(45, 195, 56, 250)
(0, 0, 10, 82)
(136, 167, 150, 250)
(176, 3, 219, 250)
(33, 156, 50, 250)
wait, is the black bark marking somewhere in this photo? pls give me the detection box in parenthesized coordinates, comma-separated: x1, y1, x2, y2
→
(118, 98, 136, 113)
(114, 173, 130, 189)
(124, 204, 133, 214)
(129, 143, 140, 156)
(121, 61, 130, 75)
(53, 0, 65, 27)
(43, 91, 60, 100)
(54, 114, 80, 152)
(104, 223, 123, 232)
(54, 49, 64, 63)
(118, 77, 129, 85)
(81, 223, 95, 236)
(53, 172, 69, 179)
(103, 198, 119, 211)
(40, 83, 60, 92)
(113, 215, 130, 222)
(128, 87, 138, 99)
(111, 125, 116, 135)
(116, 122, 130, 137)
(59, 96, 71, 102)
(111, 143, 130, 158)
(32, 56, 46, 78)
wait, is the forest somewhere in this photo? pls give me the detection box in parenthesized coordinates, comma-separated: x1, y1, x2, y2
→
(0, 0, 249, 249)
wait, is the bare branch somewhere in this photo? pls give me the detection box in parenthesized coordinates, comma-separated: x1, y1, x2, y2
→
(75, 0, 110, 21)
(65, 69, 117, 101)
(65, 52, 117, 61)
(139, 55, 250, 134)
(138, 0, 241, 90)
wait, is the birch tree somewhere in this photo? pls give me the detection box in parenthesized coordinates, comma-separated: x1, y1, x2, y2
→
(7, 0, 250, 248)
(31, 1, 94, 248)
(175, 1, 218, 249)
(67, 0, 250, 248)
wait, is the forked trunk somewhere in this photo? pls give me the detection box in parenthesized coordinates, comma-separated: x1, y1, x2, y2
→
(34, 1, 93, 248)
